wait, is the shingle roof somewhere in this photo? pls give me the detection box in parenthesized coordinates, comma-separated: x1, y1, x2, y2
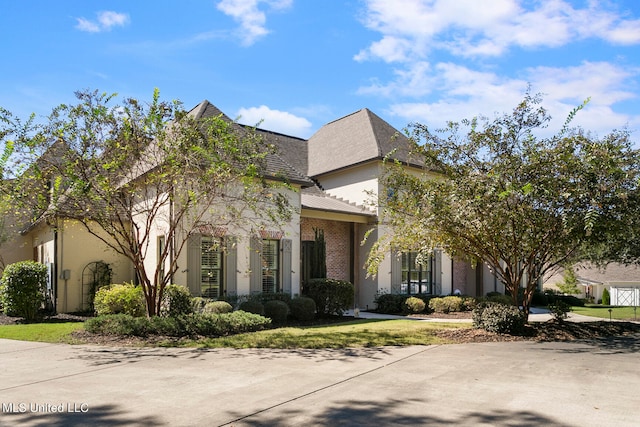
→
(307, 108, 418, 177)
(191, 100, 313, 187)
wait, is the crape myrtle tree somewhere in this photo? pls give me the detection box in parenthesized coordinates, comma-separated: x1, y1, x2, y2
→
(367, 93, 639, 318)
(0, 89, 294, 316)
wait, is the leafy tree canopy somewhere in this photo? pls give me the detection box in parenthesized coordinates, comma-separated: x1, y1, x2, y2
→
(368, 92, 639, 317)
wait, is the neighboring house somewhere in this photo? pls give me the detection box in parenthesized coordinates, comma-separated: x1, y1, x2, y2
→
(2, 101, 493, 313)
(545, 263, 640, 306)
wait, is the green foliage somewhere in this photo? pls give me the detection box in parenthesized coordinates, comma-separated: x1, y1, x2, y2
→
(303, 279, 354, 316)
(289, 296, 316, 321)
(374, 292, 406, 314)
(191, 297, 210, 313)
(85, 312, 271, 337)
(602, 288, 610, 305)
(0, 261, 47, 321)
(160, 284, 193, 317)
(202, 301, 233, 314)
(94, 283, 146, 317)
(264, 300, 290, 323)
(473, 302, 526, 335)
(248, 292, 292, 305)
(548, 300, 572, 321)
(428, 296, 464, 313)
(239, 300, 265, 316)
(557, 268, 581, 295)
(404, 296, 426, 314)
(86, 262, 112, 312)
(479, 293, 514, 306)
(367, 92, 640, 317)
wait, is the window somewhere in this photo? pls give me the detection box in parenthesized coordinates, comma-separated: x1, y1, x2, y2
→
(401, 252, 432, 294)
(157, 236, 166, 285)
(201, 237, 224, 298)
(261, 239, 280, 293)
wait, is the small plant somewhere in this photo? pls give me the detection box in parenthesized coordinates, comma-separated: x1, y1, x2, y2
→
(239, 300, 265, 316)
(264, 300, 290, 323)
(94, 283, 145, 317)
(548, 300, 571, 321)
(404, 296, 426, 314)
(374, 292, 406, 314)
(289, 296, 316, 321)
(0, 261, 47, 321)
(202, 300, 233, 314)
(602, 288, 610, 305)
(429, 296, 464, 313)
(160, 284, 193, 317)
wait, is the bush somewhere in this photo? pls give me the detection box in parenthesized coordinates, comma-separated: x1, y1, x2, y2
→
(548, 300, 571, 321)
(239, 300, 265, 316)
(429, 296, 464, 313)
(94, 283, 145, 317)
(160, 284, 193, 317)
(202, 301, 233, 314)
(85, 312, 271, 337)
(531, 289, 549, 306)
(404, 296, 426, 314)
(602, 288, 610, 305)
(289, 296, 316, 321)
(473, 302, 526, 335)
(304, 279, 354, 316)
(480, 293, 514, 306)
(191, 297, 210, 313)
(264, 300, 290, 323)
(0, 261, 47, 321)
(374, 293, 406, 314)
(556, 295, 585, 307)
(248, 292, 292, 305)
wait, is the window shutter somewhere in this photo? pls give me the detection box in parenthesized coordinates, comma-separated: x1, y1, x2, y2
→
(390, 249, 402, 294)
(282, 239, 292, 294)
(249, 237, 262, 294)
(225, 237, 237, 296)
(187, 234, 202, 296)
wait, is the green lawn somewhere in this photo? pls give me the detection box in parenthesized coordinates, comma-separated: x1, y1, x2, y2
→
(0, 319, 471, 348)
(179, 319, 468, 349)
(571, 305, 640, 321)
(0, 322, 85, 343)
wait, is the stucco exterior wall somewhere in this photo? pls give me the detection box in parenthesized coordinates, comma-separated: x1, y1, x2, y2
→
(315, 162, 380, 210)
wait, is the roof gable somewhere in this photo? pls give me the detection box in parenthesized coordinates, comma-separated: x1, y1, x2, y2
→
(307, 108, 415, 177)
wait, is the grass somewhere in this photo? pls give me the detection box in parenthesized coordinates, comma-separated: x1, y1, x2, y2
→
(0, 322, 85, 343)
(571, 305, 640, 321)
(0, 318, 470, 348)
(175, 319, 469, 349)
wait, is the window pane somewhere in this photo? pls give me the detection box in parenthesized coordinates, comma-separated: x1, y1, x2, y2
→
(262, 239, 279, 293)
(201, 237, 223, 298)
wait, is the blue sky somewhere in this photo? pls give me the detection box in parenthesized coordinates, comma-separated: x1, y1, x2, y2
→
(1, 1, 639, 139)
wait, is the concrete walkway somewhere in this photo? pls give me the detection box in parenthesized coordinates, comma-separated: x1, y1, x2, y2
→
(347, 307, 606, 323)
(1, 335, 639, 426)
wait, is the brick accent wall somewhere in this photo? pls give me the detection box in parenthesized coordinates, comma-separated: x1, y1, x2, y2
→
(300, 218, 351, 282)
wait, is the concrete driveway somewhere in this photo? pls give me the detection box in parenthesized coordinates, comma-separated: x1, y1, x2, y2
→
(1, 335, 638, 426)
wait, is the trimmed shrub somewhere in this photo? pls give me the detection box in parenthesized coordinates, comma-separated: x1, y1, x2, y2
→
(531, 289, 549, 306)
(404, 296, 426, 314)
(94, 283, 145, 317)
(191, 297, 211, 313)
(374, 293, 406, 314)
(548, 300, 571, 321)
(556, 295, 585, 307)
(0, 261, 47, 321)
(239, 300, 265, 316)
(248, 292, 292, 305)
(304, 279, 354, 316)
(480, 293, 514, 306)
(289, 296, 316, 321)
(203, 300, 233, 314)
(264, 300, 290, 323)
(602, 288, 610, 305)
(429, 296, 464, 313)
(85, 312, 271, 337)
(160, 284, 193, 317)
(461, 297, 476, 311)
(473, 302, 526, 335)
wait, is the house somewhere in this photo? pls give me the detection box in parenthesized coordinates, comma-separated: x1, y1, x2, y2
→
(2, 100, 489, 313)
(545, 263, 640, 306)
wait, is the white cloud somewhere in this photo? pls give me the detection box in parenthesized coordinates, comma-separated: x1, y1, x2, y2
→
(75, 11, 129, 33)
(383, 61, 638, 137)
(216, 0, 292, 46)
(356, 0, 640, 61)
(236, 105, 313, 137)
